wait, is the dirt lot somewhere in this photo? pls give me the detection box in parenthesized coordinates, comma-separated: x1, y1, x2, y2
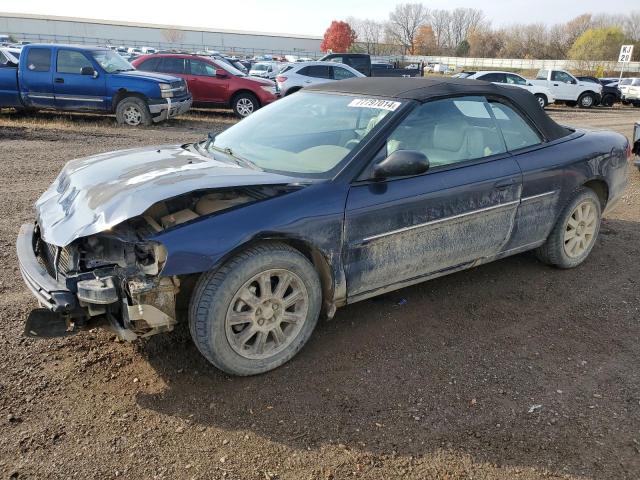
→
(0, 105, 639, 480)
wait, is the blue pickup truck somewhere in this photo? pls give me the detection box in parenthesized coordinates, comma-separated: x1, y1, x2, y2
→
(0, 44, 192, 126)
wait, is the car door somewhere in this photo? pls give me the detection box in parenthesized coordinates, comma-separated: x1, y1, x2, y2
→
(20, 47, 55, 108)
(478, 72, 506, 84)
(486, 99, 563, 251)
(550, 71, 576, 100)
(332, 66, 357, 81)
(53, 49, 106, 110)
(298, 65, 332, 87)
(343, 96, 523, 299)
(188, 58, 227, 103)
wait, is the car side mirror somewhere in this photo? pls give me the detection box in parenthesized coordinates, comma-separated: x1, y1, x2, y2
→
(570, 79, 577, 84)
(373, 150, 429, 179)
(215, 69, 228, 78)
(81, 66, 97, 77)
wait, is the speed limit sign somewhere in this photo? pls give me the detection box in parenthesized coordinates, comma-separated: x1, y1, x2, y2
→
(619, 45, 634, 63)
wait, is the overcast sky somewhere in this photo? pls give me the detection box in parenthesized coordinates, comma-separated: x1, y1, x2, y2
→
(2, 0, 633, 36)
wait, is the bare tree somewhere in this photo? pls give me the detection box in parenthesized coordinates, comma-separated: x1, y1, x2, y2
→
(429, 9, 451, 52)
(623, 10, 640, 41)
(349, 17, 386, 55)
(449, 8, 486, 50)
(386, 3, 430, 54)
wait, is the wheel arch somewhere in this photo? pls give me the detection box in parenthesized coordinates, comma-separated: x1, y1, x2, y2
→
(112, 89, 148, 111)
(583, 178, 609, 209)
(230, 89, 261, 108)
(196, 236, 341, 318)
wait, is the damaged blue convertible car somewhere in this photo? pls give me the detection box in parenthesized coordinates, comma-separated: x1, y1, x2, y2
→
(18, 77, 630, 375)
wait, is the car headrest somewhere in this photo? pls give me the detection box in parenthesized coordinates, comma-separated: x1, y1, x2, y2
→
(433, 123, 465, 152)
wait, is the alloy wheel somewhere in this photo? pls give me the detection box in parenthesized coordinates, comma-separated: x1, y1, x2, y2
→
(123, 105, 142, 125)
(225, 269, 309, 359)
(236, 98, 255, 117)
(563, 201, 597, 258)
(580, 95, 593, 107)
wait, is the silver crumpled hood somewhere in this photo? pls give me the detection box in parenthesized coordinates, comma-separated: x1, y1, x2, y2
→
(36, 145, 298, 247)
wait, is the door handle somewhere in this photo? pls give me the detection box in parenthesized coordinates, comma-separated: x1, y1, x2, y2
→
(54, 78, 64, 83)
(553, 83, 559, 86)
(494, 178, 517, 190)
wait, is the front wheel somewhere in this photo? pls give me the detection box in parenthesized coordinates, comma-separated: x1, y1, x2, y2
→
(189, 243, 322, 376)
(115, 97, 151, 126)
(535, 188, 601, 269)
(232, 92, 259, 118)
(600, 93, 615, 107)
(578, 93, 595, 108)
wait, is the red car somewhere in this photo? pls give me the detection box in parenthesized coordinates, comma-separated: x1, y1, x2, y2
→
(132, 54, 278, 117)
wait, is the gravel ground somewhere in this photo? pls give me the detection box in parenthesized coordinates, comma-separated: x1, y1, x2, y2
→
(0, 105, 639, 480)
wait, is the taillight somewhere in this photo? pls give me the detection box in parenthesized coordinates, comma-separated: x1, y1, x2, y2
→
(276, 76, 287, 83)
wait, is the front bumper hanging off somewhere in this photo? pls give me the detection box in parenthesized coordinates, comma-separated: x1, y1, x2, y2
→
(148, 95, 192, 123)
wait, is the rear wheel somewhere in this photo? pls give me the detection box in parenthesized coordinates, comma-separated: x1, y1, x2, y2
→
(232, 92, 259, 118)
(115, 97, 151, 126)
(534, 94, 548, 109)
(536, 188, 601, 269)
(189, 243, 322, 376)
(578, 92, 595, 108)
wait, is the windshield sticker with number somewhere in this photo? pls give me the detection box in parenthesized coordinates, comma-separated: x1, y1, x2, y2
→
(348, 98, 401, 111)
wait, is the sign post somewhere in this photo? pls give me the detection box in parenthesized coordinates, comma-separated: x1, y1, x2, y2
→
(618, 45, 634, 81)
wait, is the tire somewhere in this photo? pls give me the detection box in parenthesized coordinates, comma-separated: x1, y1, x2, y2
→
(578, 92, 595, 108)
(534, 94, 548, 109)
(633, 102, 640, 108)
(600, 93, 615, 107)
(232, 92, 259, 118)
(189, 242, 322, 376)
(535, 187, 602, 269)
(115, 96, 151, 126)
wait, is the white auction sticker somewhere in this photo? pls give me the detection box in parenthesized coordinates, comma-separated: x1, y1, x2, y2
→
(348, 98, 401, 111)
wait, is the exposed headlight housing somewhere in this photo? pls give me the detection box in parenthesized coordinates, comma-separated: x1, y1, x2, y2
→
(159, 83, 174, 98)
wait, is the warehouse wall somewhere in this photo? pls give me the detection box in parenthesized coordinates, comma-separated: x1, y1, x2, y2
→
(0, 12, 323, 56)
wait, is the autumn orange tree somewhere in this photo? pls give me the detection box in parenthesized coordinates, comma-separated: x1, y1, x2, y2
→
(321, 21, 357, 53)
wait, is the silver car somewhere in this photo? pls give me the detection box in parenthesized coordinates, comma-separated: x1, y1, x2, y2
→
(275, 61, 365, 96)
(249, 61, 280, 80)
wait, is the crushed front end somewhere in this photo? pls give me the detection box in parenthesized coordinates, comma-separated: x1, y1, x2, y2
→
(17, 220, 178, 340)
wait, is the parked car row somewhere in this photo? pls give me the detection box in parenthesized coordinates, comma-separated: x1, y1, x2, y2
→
(454, 68, 640, 109)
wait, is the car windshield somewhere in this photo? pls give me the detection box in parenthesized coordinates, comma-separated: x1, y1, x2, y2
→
(207, 92, 402, 178)
(633, 79, 640, 86)
(214, 59, 246, 77)
(620, 78, 632, 85)
(91, 50, 133, 73)
(252, 64, 270, 71)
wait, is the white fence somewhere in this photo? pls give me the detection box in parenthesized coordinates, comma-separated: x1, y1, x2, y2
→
(405, 55, 640, 73)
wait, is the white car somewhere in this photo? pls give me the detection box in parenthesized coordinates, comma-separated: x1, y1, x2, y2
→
(464, 71, 556, 108)
(249, 61, 280, 80)
(619, 78, 640, 105)
(530, 69, 601, 108)
(275, 61, 365, 96)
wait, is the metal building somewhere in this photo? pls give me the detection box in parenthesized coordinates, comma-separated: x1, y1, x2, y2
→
(0, 12, 323, 57)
